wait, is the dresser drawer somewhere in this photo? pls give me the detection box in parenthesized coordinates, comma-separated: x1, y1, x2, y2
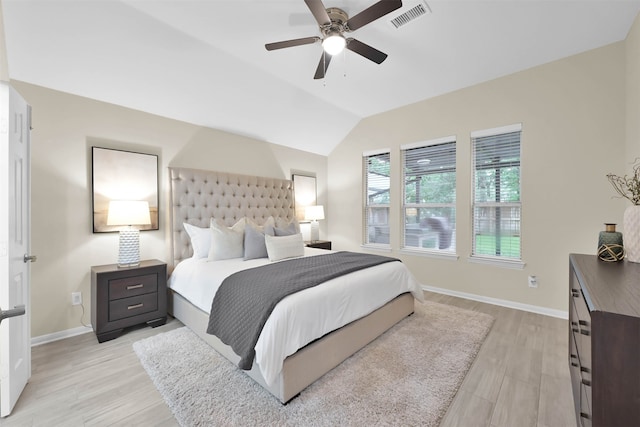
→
(580, 382, 592, 427)
(571, 279, 592, 370)
(569, 332, 581, 416)
(571, 274, 591, 321)
(109, 293, 158, 321)
(109, 273, 158, 300)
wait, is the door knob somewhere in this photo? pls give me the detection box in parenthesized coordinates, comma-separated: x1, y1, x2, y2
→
(0, 305, 26, 324)
(23, 254, 37, 263)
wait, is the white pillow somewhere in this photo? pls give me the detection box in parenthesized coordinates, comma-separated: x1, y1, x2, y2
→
(183, 222, 211, 259)
(265, 233, 305, 262)
(208, 218, 246, 261)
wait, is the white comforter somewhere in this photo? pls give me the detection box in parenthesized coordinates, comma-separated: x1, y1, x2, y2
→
(168, 248, 424, 385)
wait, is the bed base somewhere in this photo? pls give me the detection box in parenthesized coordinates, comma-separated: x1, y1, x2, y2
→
(169, 290, 414, 403)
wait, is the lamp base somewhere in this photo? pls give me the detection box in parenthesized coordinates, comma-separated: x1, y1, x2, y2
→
(310, 220, 320, 242)
(117, 227, 141, 268)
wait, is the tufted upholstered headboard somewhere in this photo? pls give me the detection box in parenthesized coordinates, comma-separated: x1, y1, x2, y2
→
(169, 167, 295, 267)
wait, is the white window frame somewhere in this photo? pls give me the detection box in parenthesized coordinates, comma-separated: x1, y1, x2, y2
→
(470, 124, 525, 269)
(400, 136, 457, 258)
(363, 149, 391, 250)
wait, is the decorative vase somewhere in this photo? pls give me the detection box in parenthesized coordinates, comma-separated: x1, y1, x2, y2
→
(624, 206, 640, 263)
(597, 223, 624, 262)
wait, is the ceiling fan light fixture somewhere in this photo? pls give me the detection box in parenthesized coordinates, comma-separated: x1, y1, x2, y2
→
(322, 33, 346, 56)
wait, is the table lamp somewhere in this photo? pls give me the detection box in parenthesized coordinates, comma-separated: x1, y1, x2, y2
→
(107, 200, 151, 267)
(305, 205, 325, 242)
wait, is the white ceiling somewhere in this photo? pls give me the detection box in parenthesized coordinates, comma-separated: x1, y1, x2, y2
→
(3, 0, 640, 155)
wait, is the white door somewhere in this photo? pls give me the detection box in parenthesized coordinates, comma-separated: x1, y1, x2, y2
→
(0, 82, 32, 417)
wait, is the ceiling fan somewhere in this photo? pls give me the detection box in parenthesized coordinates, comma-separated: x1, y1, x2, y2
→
(265, 0, 403, 79)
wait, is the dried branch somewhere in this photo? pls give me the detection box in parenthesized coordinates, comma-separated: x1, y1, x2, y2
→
(607, 158, 640, 205)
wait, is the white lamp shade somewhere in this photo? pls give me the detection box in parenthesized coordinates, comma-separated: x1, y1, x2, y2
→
(107, 200, 151, 226)
(305, 205, 325, 221)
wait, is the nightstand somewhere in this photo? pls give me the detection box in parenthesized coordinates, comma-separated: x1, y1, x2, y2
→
(305, 240, 332, 250)
(91, 259, 167, 343)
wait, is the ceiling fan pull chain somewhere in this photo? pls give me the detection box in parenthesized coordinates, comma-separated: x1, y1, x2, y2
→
(343, 49, 347, 78)
(323, 53, 327, 86)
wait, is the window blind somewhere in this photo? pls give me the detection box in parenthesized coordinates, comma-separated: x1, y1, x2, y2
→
(472, 129, 521, 259)
(363, 152, 391, 245)
(402, 140, 456, 252)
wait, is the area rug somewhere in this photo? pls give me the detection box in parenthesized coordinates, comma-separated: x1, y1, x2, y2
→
(133, 300, 493, 426)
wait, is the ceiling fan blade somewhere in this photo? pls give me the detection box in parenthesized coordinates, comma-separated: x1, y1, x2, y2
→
(314, 51, 332, 79)
(304, 0, 331, 26)
(265, 36, 320, 51)
(346, 0, 403, 31)
(346, 38, 388, 64)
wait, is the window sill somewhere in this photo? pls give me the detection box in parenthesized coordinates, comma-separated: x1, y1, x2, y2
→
(467, 256, 525, 270)
(399, 248, 458, 261)
(361, 244, 392, 253)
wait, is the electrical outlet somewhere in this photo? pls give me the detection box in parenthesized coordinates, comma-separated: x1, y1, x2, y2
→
(71, 292, 82, 306)
(528, 275, 538, 288)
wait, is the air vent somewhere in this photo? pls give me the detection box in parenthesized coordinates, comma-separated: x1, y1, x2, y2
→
(389, 1, 431, 29)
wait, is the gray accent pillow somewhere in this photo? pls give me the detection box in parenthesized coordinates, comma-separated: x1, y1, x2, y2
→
(274, 222, 296, 236)
(244, 223, 275, 260)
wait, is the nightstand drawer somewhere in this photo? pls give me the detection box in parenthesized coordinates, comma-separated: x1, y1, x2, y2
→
(109, 293, 158, 321)
(109, 273, 158, 300)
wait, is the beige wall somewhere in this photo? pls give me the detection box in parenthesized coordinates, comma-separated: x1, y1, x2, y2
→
(11, 81, 327, 338)
(328, 41, 628, 313)
(627, 13, 640, 163)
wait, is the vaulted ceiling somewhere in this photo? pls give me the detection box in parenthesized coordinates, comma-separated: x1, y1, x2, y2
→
(3, 0, 640, 155)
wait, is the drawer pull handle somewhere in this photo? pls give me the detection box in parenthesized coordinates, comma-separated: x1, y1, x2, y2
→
(127, 284, 144, 290)
(578, 320, 589, 326)
(580, 329, 590, 336)
(571, 362, 579, 367)
(570, 353, 577, 359)
(580, 412, 591, 420)
(572, 290, 580, 298)
(572, 327, 579, 333)
(128, 303, 144, 310)
(581, 366, 591, 374)
(582, 379, 591, 387)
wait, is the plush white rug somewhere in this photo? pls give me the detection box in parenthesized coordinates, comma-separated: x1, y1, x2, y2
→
(133, 300, 493, 426)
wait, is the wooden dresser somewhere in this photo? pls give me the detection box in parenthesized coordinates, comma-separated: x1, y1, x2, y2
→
(91, 259, 167, 343)
(569, 254, 640, 427)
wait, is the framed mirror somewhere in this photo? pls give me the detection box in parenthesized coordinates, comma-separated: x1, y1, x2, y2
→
(92, 146, 159, 233)
(292, 174, 316, 222)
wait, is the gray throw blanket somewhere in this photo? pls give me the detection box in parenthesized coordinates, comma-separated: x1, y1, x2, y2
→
(206, 251, 399, 370)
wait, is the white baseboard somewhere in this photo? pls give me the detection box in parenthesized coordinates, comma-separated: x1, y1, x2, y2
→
(31, 325, 93, 347)
(30, 285, 567, 346)
(422, 285, 568, 319)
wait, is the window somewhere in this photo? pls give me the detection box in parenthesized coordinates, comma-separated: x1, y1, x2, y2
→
(401, 137, 456, 253)
(471, 124, 522, 261)
(363, 150, 391, 246)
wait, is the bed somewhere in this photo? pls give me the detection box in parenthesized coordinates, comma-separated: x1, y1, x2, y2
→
(167, 167, 423, 403)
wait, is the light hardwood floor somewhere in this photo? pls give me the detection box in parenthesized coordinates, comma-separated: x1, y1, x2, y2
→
(2, 291, 576, 426)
